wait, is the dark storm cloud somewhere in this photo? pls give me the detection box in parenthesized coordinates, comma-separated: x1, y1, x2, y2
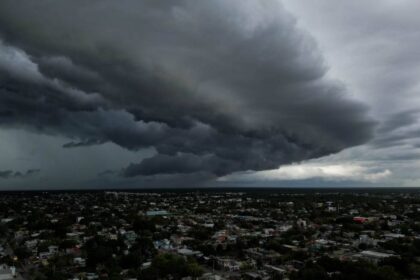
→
(63, 139, 106, 148)
(0, 0, 374, 178)
(0, 169, 40, 179)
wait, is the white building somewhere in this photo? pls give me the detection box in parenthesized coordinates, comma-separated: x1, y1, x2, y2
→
(0, 264, 16, 280)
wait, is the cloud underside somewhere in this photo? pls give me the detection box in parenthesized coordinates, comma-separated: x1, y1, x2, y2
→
(0, 0, 374, 179)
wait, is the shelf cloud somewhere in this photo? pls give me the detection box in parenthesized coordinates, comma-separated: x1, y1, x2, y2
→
(0, 1, 374, 180)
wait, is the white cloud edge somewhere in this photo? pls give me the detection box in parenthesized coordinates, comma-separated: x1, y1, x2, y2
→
(218, 161, 391, 183)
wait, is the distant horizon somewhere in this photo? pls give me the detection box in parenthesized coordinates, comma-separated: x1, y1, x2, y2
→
(1, 186, 420, 193)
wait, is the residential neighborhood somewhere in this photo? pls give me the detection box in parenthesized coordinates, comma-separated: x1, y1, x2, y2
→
(1, 190, 420, 279)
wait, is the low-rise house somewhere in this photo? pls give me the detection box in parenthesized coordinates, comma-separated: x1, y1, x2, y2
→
(216, 258, 241, 272)
(39, 251, 52, 260)
(73, 257, 86, 267)
(177, 248, 201, 257)
(48, 245, 59, 255)
(358, 250, 397, 264)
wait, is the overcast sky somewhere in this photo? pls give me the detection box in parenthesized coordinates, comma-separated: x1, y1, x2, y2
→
(0, 1, 419, 189)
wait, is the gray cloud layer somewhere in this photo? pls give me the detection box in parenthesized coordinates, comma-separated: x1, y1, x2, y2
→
(0, 0, 374, 179)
